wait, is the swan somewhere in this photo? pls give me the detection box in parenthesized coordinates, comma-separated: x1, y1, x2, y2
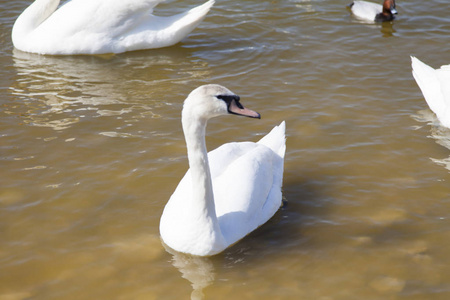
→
(160, 84, 286, 256)
(349, 0, 397, 22)
(411, 56, 450, 128)
(12, 0, 215, 55)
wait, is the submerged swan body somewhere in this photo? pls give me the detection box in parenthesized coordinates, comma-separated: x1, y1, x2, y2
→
(411, 56, 450, 128)
(12, 0, 214, 55)
(349, 0, 397, 22)
(160, 84, 286, 256)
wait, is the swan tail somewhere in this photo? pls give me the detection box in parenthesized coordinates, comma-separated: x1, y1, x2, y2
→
(411, 56, 446, 116)
(117, 0, 214, 51)
(177, 0, 215, 29)
(186, 0, 215, 17)
(257, 121, 286, 159)
(162, 0, 214, 43)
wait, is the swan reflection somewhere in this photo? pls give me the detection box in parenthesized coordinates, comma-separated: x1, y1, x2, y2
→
(412, 110, 450, 172)
(429, 127, 450, 172)
(165, 245, 215, 300)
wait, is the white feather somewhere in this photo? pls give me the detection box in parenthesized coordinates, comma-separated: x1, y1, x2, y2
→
(160, 85, 286, 256)
(411, 56, 450, 128)
(12, 0, 214, 55)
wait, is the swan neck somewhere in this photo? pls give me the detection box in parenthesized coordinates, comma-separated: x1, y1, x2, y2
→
(12, 0, 60, 40)
(181, 113, 221, 224)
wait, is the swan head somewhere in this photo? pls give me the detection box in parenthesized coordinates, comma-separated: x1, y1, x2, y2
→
(183, 84, 261, 121)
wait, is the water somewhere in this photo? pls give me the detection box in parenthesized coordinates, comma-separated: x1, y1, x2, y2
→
(1, 0, 450, 299)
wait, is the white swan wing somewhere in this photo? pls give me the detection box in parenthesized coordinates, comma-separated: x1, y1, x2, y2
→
(118, 0, 215, 51)
(29, 0, 161, 43)
(209, 122, 286, 244)
(211, 143, 284, 244)
(412, 56, 450, 127)
(51, 0, 163, 32)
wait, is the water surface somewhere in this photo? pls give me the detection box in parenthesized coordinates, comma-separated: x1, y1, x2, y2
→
(1, 0, 450, 299)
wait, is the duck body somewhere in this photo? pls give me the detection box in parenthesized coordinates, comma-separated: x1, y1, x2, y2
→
(160, 85, 286, 256)
(349, 0, 397, 22)
(411, 56, 450, 128)
(12, 0, 214, 55)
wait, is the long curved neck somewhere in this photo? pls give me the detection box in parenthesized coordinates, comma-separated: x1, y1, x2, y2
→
(12, 0, 60, 41)
(181, 114, 218, 224)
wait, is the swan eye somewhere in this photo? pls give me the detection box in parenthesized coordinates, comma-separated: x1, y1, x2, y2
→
(216, 95, 240, 103)
(216, 95, 243, 109)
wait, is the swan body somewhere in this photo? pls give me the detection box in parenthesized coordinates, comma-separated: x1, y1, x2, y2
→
(349, 0, 397, 22)
(12, 0, 214, 55)
(411, 56, 450, 128)
(160, 84, 286, 256)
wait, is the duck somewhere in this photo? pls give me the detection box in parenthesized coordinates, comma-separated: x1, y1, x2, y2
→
(411, 56, 450, 128)
(349, 0, 397, 22)
(12, 0, 215, 55)
(160, 84, 286, 256)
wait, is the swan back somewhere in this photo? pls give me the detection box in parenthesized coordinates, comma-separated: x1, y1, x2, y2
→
(411, 56, 450, 128)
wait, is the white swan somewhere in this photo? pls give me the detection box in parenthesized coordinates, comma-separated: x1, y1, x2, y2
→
(411, 56, 450, 128)
(349, 0, 397, 22)
(12, 0, 214, 55)
(160, 84, 286, 256)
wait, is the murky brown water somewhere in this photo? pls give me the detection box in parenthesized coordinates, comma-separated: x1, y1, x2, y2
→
(1, 0, 450, 299)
